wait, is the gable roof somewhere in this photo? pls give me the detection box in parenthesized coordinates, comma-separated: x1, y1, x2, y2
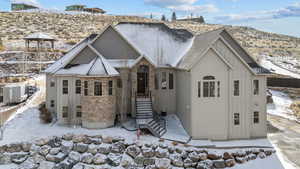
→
(115, 22, 195, 67)
(45, 42, 119, 77)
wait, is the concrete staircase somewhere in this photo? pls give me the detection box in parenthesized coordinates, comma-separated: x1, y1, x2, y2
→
(135, 97, 166, 137)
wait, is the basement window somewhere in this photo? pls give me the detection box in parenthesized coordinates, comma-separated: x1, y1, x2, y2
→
(50, 100, 54, 107)
(234, 113, 240, 125)
(234, 80, 240, 96)
(62, 106, 68, 118)
(94, 81, 102, 96)
(108, 80, 113, 96)
(62, 80, 68, 94)
(254, 111, 259, 124)
(198, 81, 201, 97)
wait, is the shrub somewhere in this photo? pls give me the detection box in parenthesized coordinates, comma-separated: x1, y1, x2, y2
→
(39, 103, 52, 123)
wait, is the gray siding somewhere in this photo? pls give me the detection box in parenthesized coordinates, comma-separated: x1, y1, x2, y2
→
(92, 27, 140, 59)
(70, 47, 97, 65)
(175, 70, 191, 134)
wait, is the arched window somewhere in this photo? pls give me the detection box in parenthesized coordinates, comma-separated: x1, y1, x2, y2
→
(199, 76, 220, 98)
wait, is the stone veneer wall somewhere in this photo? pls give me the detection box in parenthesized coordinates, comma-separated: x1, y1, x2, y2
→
(130, 58, 155, 117)
(80, 77, 117, 129)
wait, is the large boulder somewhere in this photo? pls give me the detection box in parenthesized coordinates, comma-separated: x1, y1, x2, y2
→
(38, 160, 55, 169)
(142, 147, 155, 158)
(81, 153, 93, 164)
(68, 151, 81, 163)
(46, 152, 67, 163)
(107, 153, 122, 166)
(126, 145, 141, 158)
(73, 143, 88, 153)
(39, 145, 51, 156)
(188, 152, 200, 162)
(93, 153, 107, 165)
(19, 157, 39, 169)
(35, 138, 50, 146)
(61, 141, 73, 154)
(111, 142, 126, 154)
(48, 137, 62, 148)
(10, 152, 29, 164)
(170, 154, 183, 167)
(7, 143, 22, 153)
(155, 148, 169, 158)
(213, 159, 226, 168)
(207, 151, 222, 160)
(155, 158, 171, 169)
(225, 159, 235, 167)
(98, 143, 111, 154)
(197, 159, 213, 169)
(22, 143, 32, 152)
(87, 144, 98, 155)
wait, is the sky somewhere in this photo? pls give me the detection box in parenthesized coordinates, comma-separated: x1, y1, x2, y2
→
(1, 0, 300, 37)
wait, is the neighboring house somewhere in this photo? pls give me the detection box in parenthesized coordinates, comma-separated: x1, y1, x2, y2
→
(11, 0, 39, 11)
(45, 22, 270, 140)
(65, 5, 106, 14)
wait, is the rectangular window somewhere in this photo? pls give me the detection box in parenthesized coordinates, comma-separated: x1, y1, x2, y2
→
(75, 80, 81, 94)
(203, 82, 209, 97)
(234, 80, 240, 96)
(62, 106, 68, 118)
(198, 81, 201, 98)
(84, 81, 88, 96)
(161, 72, 167, 90)
(234, 113, 240, 125)
(254, 80, 259, 95)
(50, 100, 54, 107)
(217, 81, 220, 97)
(94, 81, 102, 96)
(169, 73, 174, 90)
(254, 112, 259, 124)
(50, 80, 55, 87)
(108, 80, 113, 96)
(62, 80, 68, 94)
(76, 106, 82, 118)
(209, 81, 215, 97)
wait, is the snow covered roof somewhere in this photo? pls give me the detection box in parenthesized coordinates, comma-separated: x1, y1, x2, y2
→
(115, 22, 194, 67)
(24, 32, 56, 40)
(11, 0, 39, 7)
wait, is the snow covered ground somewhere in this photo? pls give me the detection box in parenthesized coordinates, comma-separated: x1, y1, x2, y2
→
(267, 89, 298, 121)
(260, 57, 300, 79)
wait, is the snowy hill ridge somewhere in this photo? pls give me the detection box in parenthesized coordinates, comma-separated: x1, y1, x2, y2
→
(0, 12, 300, 60)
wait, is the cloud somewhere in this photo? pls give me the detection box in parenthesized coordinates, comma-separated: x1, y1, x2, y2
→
(168, 4, 218, 13)
(144, 0, 197, 8)
(214, 3, 300, 23)
(144, 0, 218, 14)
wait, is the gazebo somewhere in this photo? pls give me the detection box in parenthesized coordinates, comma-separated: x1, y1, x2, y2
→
(24, 32, 56, 51)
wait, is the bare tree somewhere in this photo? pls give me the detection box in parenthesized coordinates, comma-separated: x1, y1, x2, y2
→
(161, 14, 166, 21)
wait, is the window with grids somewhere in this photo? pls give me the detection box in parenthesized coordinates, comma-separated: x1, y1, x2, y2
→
(50, 100, 54, 107)
(84, 81, 88, 96)
(75, 80, 81, 94)
(254, 112, 259, 124)
(108, 80, 113, 96)
(155, 73, 159, 90)
(62, 106, 68, 118)
(203, 76, 219, 98)
(76, 106, 82, 118)
(169, 73, 174, 90)
(94, 81, 102, 96)
(253, 80, 259, 95)
(234, 113, 240, 125)
(62, 80, 68, 94)
(234, 80, 240, 96)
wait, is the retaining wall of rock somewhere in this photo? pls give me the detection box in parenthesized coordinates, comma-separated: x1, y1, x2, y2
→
(0, 134, 276, 169)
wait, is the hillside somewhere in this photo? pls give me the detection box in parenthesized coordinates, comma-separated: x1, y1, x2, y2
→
(0, 12, 300, 60)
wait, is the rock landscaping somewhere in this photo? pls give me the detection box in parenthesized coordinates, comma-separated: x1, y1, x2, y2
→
(0, 134, 277, 169)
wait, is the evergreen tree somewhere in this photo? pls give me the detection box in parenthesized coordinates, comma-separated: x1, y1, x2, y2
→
(150, 13, 153, 19)
(161, 15, 166, 21)
(172, 12, 177, 21)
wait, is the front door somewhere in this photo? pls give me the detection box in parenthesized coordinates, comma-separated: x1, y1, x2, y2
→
(137, 65, 149, 96)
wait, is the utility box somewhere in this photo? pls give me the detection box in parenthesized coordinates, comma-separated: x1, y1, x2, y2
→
(3, 84, 27, 105)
